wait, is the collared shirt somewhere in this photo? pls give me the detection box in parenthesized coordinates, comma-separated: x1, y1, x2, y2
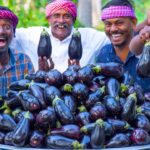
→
(0, 48, 34, 96)
(10, 26, 110, 72)
(95, 44, 150, 93)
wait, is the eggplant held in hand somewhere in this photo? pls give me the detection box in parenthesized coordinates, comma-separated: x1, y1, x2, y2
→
(68, 29, 82, 61)
(38, 28, 52, 58)
(136, 45, 150, 77)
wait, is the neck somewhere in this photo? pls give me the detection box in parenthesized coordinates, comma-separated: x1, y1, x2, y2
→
(0, 49, 9, 66)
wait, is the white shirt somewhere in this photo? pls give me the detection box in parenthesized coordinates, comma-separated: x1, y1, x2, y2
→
(10, 26, 110, 72)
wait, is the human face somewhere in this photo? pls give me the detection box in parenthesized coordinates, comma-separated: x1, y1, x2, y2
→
(47, 9, 74, 41)
(103, 17, 137, 48)
(0, 19, 13, 53)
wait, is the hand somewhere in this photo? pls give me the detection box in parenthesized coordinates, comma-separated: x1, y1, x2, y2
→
(68, 59, 80, 66)
(38, 56, 50, 71)
(139, 26, 150, 42)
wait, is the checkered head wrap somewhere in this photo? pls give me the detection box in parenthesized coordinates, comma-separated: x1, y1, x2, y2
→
(0, 9, 18, 31)
(45, 0, 77, 20)
(101, 6, 137, 21)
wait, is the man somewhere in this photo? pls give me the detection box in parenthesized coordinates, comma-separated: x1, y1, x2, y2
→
(95, 0, 150, 92)
(0, 6, 34, 96)
(10, 0, 110, 72)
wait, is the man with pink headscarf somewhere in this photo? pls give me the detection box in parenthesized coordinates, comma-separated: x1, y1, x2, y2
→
(10, 0, 110, 72)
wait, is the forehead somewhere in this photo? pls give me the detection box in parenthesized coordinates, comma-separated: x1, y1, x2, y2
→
(0, 18, 13, 25)
(51, 9, 71, 15)
(103, 17, 131, 23)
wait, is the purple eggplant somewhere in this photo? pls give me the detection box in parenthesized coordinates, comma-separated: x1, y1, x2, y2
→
(80, 135, 91, 149)
(106, 133, 130, 148)
(4, 131, 14, 146)
(12, 111, 31, 146)
(29, 130, 45, 148)
(34, 70, 46, 83)
(0, 132, 5, 144)
(46, 135, 81, 149)
(37, 28, 52, 59)
(29, 83, 46, 109)
(92, 75, 108, 87)
(89, 102, 107, 121)
(0, 113, 16, 131)
(25, 73, 36, 81)
(45, 69, 63, 87)
(93, 62, 124, 78)
(136, 45, 150, 77)
(131, 128, 150, 145)
(144, 92, 150, 102)
(90, 119, 105, 149)
(68, 29, 82, 61)
(121, 93, 137, 121)
(53, 96, 74, 124)
(51, 124, 81, 139)
(80, 122, 95, 134)
(44, 85, 61, 105)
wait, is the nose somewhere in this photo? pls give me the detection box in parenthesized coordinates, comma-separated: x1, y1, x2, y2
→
(110, 24, 118, 32)
(0, 27, 6, 33)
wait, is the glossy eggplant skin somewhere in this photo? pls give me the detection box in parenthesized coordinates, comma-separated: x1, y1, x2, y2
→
(0, 132, 5, 144)
(4, 131, 14, 146)
(46, 135, 81, 149)
(121, 93, 137, 121)
(0, 113, 16, 131)
(51, 124, 81, 139)
(34, 70, 46, 83)
(37, 28, 52, 59)
(80, 135, 91, 149)
(106, 133, 130, 148)
(144, 92, 150, 102)
(136, 45, 150, 77)
(12, 111, 31, 146)
(90, 119, 105, 149)
(93, 62, 124, 79)
(53, 97, 74, 125)
(68, 29, 82, 61)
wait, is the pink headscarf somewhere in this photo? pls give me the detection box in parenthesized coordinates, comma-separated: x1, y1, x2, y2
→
(101, 6, 137, 21)
(0, 10, 18, 30)
(45, 0, 77, 20)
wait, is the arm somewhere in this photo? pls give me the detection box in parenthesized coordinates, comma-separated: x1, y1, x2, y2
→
(130, 26, 150, 55)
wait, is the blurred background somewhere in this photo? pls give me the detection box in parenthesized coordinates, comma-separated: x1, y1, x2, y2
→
(0, 0, 149, 31)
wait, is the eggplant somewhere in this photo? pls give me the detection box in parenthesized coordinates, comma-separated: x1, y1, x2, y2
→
(63, 95, 77, 115)
(29, 83, 46, 109)
(67, 64, 80, 72)
(44, 85, 61, 105)
(9, 79, 30, 91)
(90, 119, 105, 149)
(80, 122, 95, 134)
(34, 70, 46, 83)
(18, 91, 41, 112)
(45, 69, 63, 87)
(12, 111, 31, 146)
(46, 135, 81, 149)
(85, 86, 105, 108)
(29, 130, 45, 148)
(77, 65, 94, 84)
(121, 93, 137, 121)
(106, 133, 130, 148)
(88, 81, 100, 92)
(93, 62, 124, 79)
(103, 95, 121, 116)
(0, 113, 16, 131)
(75, 111, 91, 127)
(92, 75, 108, 87)
(104, 121, 115, 137)
(51, 124, 81, 139)
(68, 29, 82, 62)
(53, 96, 74, 124)
(4, 131, 14, 146)
(0, 131, 5, 144)
(80, 135, 91, 149)
(35, 107, 56, 130)
(107, 118, 130, 132)
(72, 83, 89, 101)
(136, 45, 150, 77)
(144, 92, 150, 102)
(89, 102, 107, 121)
(106, 78, 120, 98)
(25, 73, 36, 81)
(134, 113, 150, 132)
(131, 128, 150, 145)
(37, 28, 52, 59)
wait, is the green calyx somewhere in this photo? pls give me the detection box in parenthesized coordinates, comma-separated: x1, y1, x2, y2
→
(96, 119, 104, 128)
(63, 84, 73, 92)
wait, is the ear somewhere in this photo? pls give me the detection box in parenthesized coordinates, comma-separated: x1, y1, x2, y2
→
(131, 18, 137, 30)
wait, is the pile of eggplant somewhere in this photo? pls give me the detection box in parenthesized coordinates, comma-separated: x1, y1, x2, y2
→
(1, 62, 150, 149)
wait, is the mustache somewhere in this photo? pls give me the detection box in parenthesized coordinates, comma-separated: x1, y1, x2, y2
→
(53, 23, 68, 28)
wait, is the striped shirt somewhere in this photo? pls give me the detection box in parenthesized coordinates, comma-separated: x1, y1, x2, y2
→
(0, 48, 34, 96)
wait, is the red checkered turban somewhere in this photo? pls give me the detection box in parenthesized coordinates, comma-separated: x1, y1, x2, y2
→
(45, 0, 77, 20)
(0, 9, 18, 30)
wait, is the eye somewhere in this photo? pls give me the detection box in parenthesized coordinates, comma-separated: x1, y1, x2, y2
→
(3, 24, 12, 31)
(64, 14, 72, 19)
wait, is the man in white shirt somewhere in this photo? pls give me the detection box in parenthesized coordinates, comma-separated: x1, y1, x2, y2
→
(10, 0, 110, 72)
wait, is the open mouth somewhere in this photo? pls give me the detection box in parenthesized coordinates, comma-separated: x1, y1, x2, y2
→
(0, 38, 7, 47)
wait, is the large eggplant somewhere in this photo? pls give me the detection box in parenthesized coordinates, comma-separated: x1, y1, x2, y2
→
(93, 62, 124, 78)
(37, 28, 52, 59)
(0, 132, 5, 144)
(4, 131, 14, 146)
(46, 135, 81, 149)
(12, 111, 31, 146)
(80, 135, 91, 149)
(51, 124, 81, 139)
(0, 113, 16, 131)
(53, 96, 74, 124)
(136, 45, 150, 77)
(68, 29, 82, 61)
